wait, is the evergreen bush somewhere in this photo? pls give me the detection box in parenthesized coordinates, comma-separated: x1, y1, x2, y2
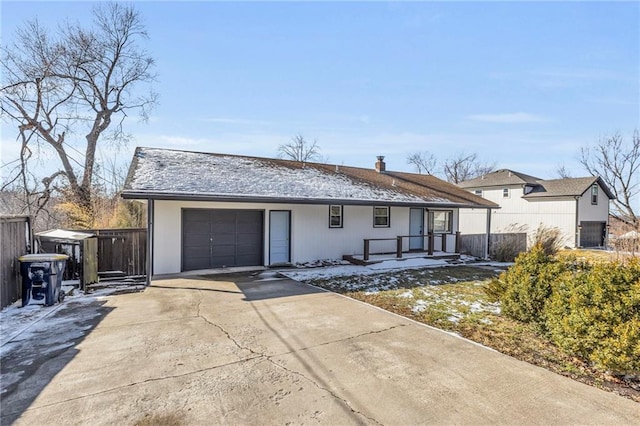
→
(545, 258, 640, 374)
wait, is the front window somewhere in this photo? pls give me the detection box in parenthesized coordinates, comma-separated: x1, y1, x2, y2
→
(474, 190, 483, 196)
(503, 188, 510, 198)
(329, 205, 343, 228)
(591, 184, 598, 205)
(430, 210, 452, 233)
(373, 206, 390, 227)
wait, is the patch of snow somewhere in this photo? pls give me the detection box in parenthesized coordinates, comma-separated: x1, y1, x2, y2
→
(412, 300, 428, 313)
(128, 148, 456, 204)
(0, 285, 144, 348)
(368, 257, 447, 270)
(397, 290, 414, 298)
(447, 312, 463, 323)
(279, 257, 453, 282)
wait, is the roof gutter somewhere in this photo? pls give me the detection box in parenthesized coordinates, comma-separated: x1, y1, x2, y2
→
(121, 191, 499, 209)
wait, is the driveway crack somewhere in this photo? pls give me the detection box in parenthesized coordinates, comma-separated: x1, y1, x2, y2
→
(196, 290, 263, 357)
(3, 356, 263, 417)
(262, 356, 383, 426)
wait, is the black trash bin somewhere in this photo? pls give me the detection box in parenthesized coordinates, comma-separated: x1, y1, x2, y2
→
(18, 254, 69, 307)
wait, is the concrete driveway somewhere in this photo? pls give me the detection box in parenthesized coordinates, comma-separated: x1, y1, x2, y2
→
(2, 271, 639, 425)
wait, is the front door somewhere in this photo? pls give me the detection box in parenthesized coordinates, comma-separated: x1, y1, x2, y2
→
(409, 208, 424, 250)
(269, 211, 291, 264)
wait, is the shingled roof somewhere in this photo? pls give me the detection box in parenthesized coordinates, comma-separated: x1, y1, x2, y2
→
(122, 147, 497, 208)
(458, 169, 541, 188)
(523, 176, 615, 199)
(458, 169, 615, 199)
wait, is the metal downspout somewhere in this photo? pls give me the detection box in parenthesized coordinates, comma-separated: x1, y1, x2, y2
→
(574, 196, 580, 248)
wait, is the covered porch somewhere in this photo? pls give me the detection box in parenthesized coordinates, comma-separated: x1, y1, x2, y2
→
(343, 232, 464, 266)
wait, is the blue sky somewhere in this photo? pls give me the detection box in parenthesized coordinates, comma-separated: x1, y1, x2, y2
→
(1, 1, 639, 180)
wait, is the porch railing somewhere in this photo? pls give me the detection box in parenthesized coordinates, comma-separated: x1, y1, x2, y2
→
(363, 231, 461, 261)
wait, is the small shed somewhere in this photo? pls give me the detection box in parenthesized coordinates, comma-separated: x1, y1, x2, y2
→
(36, 229, 99, 289)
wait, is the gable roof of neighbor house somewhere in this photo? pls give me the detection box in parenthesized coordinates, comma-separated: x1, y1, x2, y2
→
(458, 169, 541, 188)
(458, 169, 615, 200)
(122, 147, 498, 208)
(522, 176, 615, 199)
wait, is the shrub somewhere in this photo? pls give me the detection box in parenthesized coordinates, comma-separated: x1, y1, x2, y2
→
(486, 243, 568, 325)
(545, 258, 640, 374)
(490, 224, 528, 262)
(529, 224, 564, 255)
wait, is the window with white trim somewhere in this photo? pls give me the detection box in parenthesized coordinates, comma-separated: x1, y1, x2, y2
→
(430, 210, 452, 234)
(474, 190, 483, 196)
(591, 184, 598, 205)
(329, 205, 343, 228)
(373, 206, 390, 227)
(503, 188, 510, 198)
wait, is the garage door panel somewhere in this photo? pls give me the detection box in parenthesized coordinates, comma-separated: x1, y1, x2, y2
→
(236, 233, 261, 245)
(211, 245, 235, 256)
(183, 254, 211, 271)
(182, 209, 263, 271)
(211, 256, 236, 268)
(212, 212, 237, 232)
(183, 233, 210, 246)
(236, 255, 259, 266)
(212, 234, 236, 246)
(237, 212, 262, 231)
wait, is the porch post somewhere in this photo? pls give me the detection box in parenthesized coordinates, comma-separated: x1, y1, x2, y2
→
(428, 232, 434, 255)
(396, 236, 403, 258)
(364, 239, 370, 261)
(455, 231, 461, 253)
(484, 208, 491, 259)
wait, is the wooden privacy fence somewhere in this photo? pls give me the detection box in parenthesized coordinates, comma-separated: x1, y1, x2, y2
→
(1, 216, 32, 309)
(459, 233, 527, 259)
(92, 228, 147, 277)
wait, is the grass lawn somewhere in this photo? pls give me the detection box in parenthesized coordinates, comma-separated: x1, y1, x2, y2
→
(301, 264, 640, 402)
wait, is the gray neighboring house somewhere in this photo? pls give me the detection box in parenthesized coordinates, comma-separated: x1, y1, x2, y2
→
(458, 169, 615, 248)
(121, 147, 497, 277)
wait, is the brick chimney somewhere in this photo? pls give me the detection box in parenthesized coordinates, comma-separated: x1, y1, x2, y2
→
(375, 156, 386, 173)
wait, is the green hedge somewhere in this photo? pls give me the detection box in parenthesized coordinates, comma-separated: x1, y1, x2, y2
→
(486, 246, 640, 374)
(546, 259, 640, 374)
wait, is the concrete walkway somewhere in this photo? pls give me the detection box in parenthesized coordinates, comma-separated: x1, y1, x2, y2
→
(2, 272, 639, 425)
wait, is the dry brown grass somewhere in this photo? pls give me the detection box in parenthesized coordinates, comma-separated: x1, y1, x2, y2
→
(560, 248, 638, 262)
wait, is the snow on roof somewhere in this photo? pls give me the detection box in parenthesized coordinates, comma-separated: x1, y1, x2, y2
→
(123, 148, 496, 207)
(36, 229, 95, 241)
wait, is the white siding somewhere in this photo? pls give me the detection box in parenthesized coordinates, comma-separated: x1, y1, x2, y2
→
(459, 186, 578, 247)
(153, 200, 460, 275)
(577, 183, 609, 223)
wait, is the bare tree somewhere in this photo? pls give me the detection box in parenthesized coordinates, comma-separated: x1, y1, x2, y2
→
(1, 2, 156, 226)
(580, 131, 639, 227)
(555, 164, 573, 179)
(277, 134, 321, 162)
(443, 152, 496, 184)
(407, 151, 438, 174)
